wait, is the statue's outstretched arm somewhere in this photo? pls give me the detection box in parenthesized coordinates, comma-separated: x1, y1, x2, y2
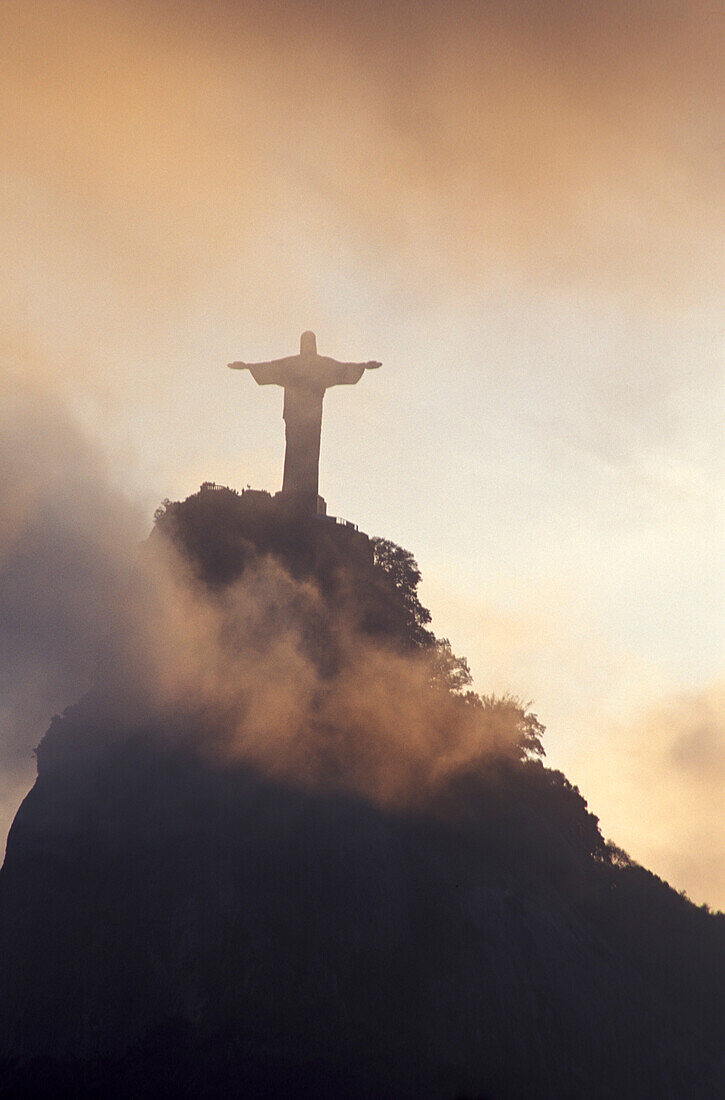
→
(335, 360, 381, 370)
(226, 356, 297, 385)
(320, 357, 382, 387)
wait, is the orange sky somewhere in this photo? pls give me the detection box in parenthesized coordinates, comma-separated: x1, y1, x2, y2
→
(1, 0, 723, 905)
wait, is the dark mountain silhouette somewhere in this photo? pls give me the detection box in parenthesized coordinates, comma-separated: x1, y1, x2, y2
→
(0, 486, 722, 1099)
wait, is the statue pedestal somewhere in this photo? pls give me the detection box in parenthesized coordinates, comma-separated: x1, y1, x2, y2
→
(274, 490, 327, 517)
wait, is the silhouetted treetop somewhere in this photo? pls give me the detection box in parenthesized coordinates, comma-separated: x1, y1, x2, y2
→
(370, 537, 434, 648)
(152, 488, 443, 656)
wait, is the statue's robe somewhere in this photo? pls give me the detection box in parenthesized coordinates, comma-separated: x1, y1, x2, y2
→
(246, 356, 367, 496)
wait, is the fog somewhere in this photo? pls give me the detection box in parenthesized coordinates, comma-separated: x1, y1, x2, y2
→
(37, 507, 539, 819)
(0, 350, 143, 849)
(1, 0, 722, 907)
(2, 343, 723, 905)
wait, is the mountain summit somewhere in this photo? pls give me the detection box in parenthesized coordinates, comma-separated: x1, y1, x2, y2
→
(1, 486, 722, 1098)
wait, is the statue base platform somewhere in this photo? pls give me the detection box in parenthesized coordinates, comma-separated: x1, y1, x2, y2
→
(274, 490, 327, 517)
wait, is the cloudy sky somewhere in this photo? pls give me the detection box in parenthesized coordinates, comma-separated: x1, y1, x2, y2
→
(2, 0, 723, 906)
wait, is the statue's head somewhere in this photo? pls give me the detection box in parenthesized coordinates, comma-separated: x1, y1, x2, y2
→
(300, 331, 317, 356)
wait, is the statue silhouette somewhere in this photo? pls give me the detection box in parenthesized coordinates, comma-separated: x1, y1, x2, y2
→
(228, 332, 381, 512)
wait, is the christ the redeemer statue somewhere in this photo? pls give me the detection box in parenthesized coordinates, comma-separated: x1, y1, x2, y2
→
(228, 331, 380, 513)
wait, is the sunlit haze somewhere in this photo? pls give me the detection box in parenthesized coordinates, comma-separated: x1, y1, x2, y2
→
(2, 0, 723, 907)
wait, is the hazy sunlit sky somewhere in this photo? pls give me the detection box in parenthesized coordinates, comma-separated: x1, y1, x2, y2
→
(2, 0, 723, 905)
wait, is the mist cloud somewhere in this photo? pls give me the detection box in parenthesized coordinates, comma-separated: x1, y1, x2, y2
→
(41, 518, 538, 813)
(0, 350, 143, 849)
(2, 0, 720, 309)
(2, 0, 721, 914)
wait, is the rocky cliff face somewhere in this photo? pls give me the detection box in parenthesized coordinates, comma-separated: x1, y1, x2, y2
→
(1, 488, 723, 1098)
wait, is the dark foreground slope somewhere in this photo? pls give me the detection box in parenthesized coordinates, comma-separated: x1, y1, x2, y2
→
(0, 488, 723, 1099)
